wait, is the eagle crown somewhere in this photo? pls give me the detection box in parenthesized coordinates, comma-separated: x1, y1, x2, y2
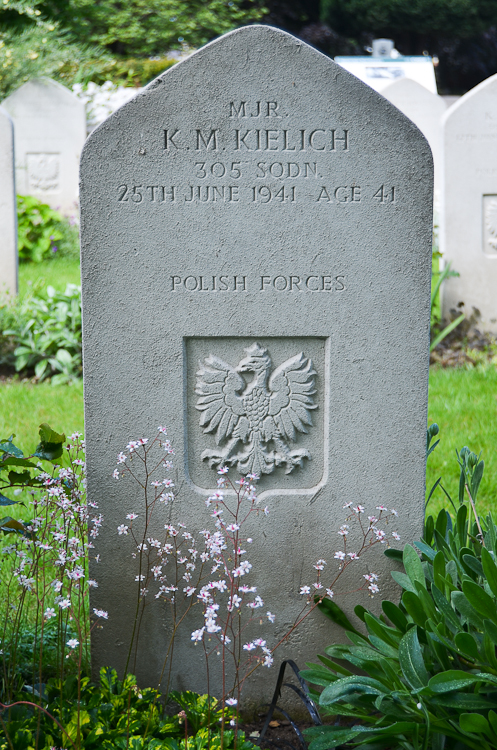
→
(237, 344, 271, 388)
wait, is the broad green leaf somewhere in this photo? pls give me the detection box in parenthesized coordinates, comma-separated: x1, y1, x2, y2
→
(454, 632, 479, 659)
(428, 670, 483, 693)
(431, 585, 461, 632)
(452, 591, 485, 629)
(484, 618, 497, 645)
(482, 547, 497, 599)
(403, 544, 426, 589)
(425, 514, 435, 545)
(364, 613, 401, 648)
(398, 627, 429, 690)
(414, 541, 436, 561)
(300, 668, 338, 687)
(317, 654, 353, 677)
(471, 459, 484, 501)
(462, 554, 484, 578)
(316, 597, 364, 637)
(460, 713, 490, 734)
(0, 492, 18, 506)
(402, 592, 428, 628)
(431, 694, 497, 710)
(489, 711, 497, 736)
(0, 439, 23, 458)
(391, 571, 417, 594)
(382, 600, 408, 633)
(319, 676, 388, 705)
(384, 548, 403, 560)
(456, 503, 468, 546)
(1, 456, 36, 468)
(0, 516, 28, 534)
(306, 726, 363, 750)
(38, 423, 65, 445)
(462, 580, 497, 625)
(34, 358, 49, 379)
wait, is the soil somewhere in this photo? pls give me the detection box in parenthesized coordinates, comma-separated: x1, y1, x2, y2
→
(430, 308, 497, 367)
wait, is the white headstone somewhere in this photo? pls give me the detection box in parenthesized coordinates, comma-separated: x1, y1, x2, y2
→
(441, 74, 497, 332)
(0, 106, 17, 297)
(335, 55, 437, 94)
(382, 79, 446, 194)
(80, 25, 433, 702)
(2, 78, 86, 216)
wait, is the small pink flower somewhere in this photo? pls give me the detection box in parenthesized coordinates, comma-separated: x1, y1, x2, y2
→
(300, 585, 311, 595)
(267, 611, 275, 622)
(226, 698, 238, 706)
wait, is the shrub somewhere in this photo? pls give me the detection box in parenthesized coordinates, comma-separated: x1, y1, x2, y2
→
(17, 194, 79, 264)
(302, 432, 497, 750)
(3, 283, 82, 383)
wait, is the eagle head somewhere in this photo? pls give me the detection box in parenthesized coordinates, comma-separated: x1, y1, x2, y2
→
(238, 343, 271, 375)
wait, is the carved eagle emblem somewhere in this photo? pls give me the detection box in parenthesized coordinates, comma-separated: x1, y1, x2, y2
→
(195, 343, 317, 476)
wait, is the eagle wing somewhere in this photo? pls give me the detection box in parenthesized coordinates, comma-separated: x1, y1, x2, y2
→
(195, 356, 246, 445)
(266, 353, 317, 442)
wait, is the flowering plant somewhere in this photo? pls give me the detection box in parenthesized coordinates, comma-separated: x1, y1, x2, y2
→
(114, 426, 400, 723)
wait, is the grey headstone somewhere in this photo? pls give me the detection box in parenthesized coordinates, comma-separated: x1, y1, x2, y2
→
(441, 74, 497, 332)
(80, 25, 433, 704)
(2, 78, 86, 216)
(382, 79, 446, 196)
(0, 106, 17, 296)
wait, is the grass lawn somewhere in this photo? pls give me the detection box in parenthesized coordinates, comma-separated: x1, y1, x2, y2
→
(4, 259, 497, 521)
(18, 256, 80, 297)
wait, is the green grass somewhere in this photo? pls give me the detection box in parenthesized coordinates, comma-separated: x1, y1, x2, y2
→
(0, 380, 84, 455)
(6, 257, 497, 523)
(427, 365, 497, 517)
(18, 256, 80, 297)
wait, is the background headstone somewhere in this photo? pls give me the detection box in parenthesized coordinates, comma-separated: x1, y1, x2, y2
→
(2, 78, 86, 216)
(0, 106, 17, 297)
(81, 25, 433, 704)
(441, 74, 497, 332)
(382, 79, 446, 196)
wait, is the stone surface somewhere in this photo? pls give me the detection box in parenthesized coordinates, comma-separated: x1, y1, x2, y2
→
(382, 79, 446, 195)
(2, 78, 86, 215)
(80, 25, 433, 704)
(0, 106, 17, 296)
(441, 74, 497, 332)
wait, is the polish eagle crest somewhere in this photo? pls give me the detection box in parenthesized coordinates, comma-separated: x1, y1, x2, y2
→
(195, 343, 317, 476)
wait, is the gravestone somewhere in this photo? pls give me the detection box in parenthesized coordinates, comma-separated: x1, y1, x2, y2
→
(382, 79, 446, 196)
(0, 106, 17, 296)
(80, 25, 433, 704)
(2, 78, 86, 216)
(441, 74, 497, 332)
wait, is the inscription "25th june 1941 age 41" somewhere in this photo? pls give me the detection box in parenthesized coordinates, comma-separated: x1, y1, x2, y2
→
(117, 184, 396, 205)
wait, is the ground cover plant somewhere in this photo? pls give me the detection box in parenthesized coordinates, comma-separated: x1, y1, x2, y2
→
(0, 423, 398, 748)
(302, 430, 497, 750)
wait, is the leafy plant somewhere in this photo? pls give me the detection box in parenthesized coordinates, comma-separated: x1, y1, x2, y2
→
(0, 668, 250, 749)
(430, 254, 465, 352)
(302, 432, 497, 750)
(4, 283, 82, 383)
(17, 194, 79, 264)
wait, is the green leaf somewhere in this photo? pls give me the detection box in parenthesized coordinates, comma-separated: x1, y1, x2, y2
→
(0, 439, 23, 458)
(482, 547, 497, 598)
(317, 653, 353, 677)
(384, 548, 403, 560)
(489, 711, 497, 736)
(484, 618, 497, 645)
(452, 591, 485, 629)
(0, 492, 19, 506)
(38, 423, 65, 445)
(460, 713, 490, 734)
(462, 580, 497, 625)
(0, 516, 29, 535)
(382, 600, 408, 632)
(1, 456, 37, 468)
(316, 597, 364, 637)
(428, 670, 483, 693)
(398, 627, 429, 690)
(391, 571, 417, 593)
(454, 632, 479, 659)
(34, 358, 49, 379)
(402, 591, 428, 628)
(403, 544, 426, 589)
(306, 726, 363, 750)
(414, 541, 437, 561)
(462, 553, 484, 578)
(431, 694, 497, 710)
(319, 676, 389, 705)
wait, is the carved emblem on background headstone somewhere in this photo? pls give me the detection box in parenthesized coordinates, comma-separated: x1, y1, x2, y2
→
(484, 195, 497, 251)
(195, 343, 317, 476)
(26, 152, 60, 192)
